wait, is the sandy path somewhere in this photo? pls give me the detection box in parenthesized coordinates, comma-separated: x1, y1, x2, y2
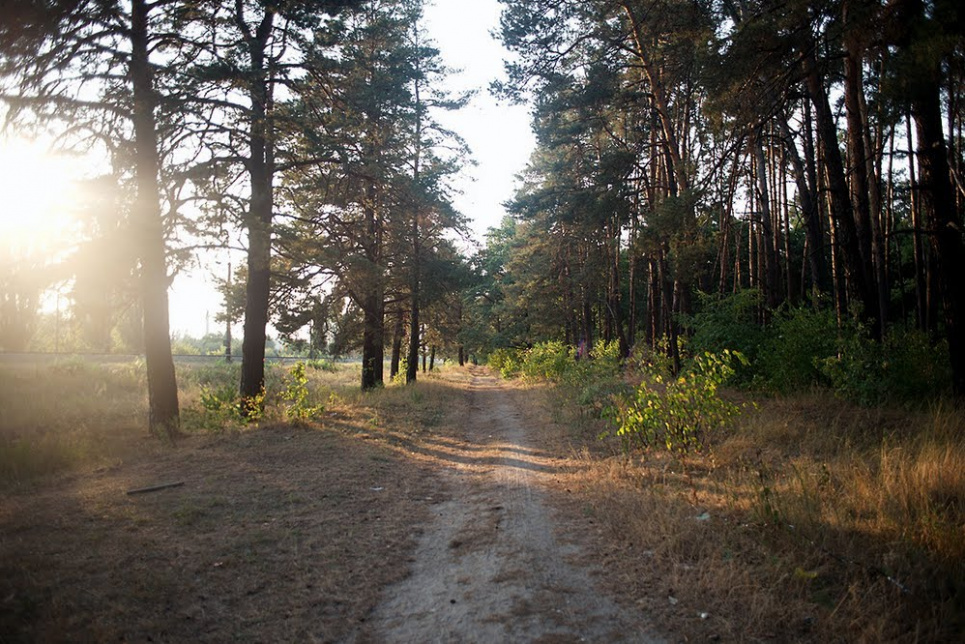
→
(352, 371, 662, 643)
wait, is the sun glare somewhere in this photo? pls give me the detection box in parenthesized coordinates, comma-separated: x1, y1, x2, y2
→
(0, 136, 82, 260)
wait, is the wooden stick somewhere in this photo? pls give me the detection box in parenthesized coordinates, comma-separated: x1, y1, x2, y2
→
(125, 481, 185, 495)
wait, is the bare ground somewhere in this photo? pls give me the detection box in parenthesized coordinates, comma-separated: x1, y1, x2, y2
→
(0, 367, 662, 643)
(351, 369, 661, 643)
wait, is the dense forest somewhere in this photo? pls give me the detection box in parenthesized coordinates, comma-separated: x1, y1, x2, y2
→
(2, 0, 964, 438)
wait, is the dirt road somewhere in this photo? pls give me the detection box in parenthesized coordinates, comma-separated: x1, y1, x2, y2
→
(353, 370, 662, 643)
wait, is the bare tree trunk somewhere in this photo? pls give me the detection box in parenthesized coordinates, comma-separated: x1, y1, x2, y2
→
(842, 16, 884, 336)
(906, 112, 927, 330)
(752, 132, 781, 309)
(606, 217, 629, 356)
(362, 196, 385, 389)
(390, 308, 403, 379)
(905, 15, 965, 395)
(239, 9, 275, 410)
(130, 0, 179, 438)
(804, 48, 880, 334)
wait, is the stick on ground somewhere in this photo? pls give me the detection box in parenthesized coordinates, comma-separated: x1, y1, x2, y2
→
(125, 481, 185, 495)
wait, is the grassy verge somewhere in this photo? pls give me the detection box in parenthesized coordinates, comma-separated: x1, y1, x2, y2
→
(0, 359, 361, 487)
(542, 380, 965, 642)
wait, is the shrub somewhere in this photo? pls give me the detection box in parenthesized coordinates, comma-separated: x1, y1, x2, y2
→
(487, 347, 523, 378)
(755, 305, 838, 393)
(520, 341, 573, 381)
(606, 350, 747, 453)
(821, 327, 951, 405)
(282, 362, 323, 420)
(687, 289, 766, 380)
(305, 358, 337, 372)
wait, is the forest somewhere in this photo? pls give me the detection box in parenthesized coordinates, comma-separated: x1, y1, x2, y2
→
(3, 1, 965, 641)
(1, 0, 964, 438)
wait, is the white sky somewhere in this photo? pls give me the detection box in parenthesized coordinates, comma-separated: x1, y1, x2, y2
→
(422, 0, 534, 240)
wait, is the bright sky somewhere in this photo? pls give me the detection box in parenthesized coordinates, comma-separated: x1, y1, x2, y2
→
(0, 0, 534, 341)
(422, 0, 534, 240)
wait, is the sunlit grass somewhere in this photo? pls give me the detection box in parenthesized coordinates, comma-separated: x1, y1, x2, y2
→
(0, 358, 460, 488)
(0, 359, 150, 484)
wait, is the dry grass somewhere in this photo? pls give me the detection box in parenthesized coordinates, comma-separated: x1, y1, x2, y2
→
(536, 386, 965, 642)
(0, 359, 460, 642)
(5, 359, 962, 641)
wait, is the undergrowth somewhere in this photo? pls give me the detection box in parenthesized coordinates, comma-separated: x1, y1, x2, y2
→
(534, 354, 965, 641)
(492, 335, 964, 639)
(0, 358, 454, 488)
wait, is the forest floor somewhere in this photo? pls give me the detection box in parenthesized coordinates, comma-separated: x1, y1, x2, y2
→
(3, 362, 957, 642)
(1, 365, 665, 643)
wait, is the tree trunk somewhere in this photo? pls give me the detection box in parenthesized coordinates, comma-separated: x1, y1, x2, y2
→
(361, 290, 384, 389)
(842, 17, 884, 336)
(904, 6, 965, 395)
(390, 307, 403, 379)
(406, 213, 420, 384)
(361, 191, 385, 389)
(606, 217, 629, 356)
(752, 132, 781, 309)
(239, 9, 275, 410)
(804, 48, 880, 334)
(130, 0, 179, 439)
(779, 114, 828, 300)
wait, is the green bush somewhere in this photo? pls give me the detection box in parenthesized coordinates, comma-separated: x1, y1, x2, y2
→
(282, 362, 323, 420)
(755, 305, 838, 393)
(821, 327, 951, 405)
(520, 341, 574, 380)
(606, 350, 747, 453)
(488, 347, 524, 378)
(305, 358, 337, 372)
(687, 290, 765, 380)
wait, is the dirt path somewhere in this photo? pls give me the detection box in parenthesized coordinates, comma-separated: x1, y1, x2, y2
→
(353, 370, 662, 643)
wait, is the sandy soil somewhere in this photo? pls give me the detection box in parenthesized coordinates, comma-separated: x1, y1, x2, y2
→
(351, 370, 662, 643)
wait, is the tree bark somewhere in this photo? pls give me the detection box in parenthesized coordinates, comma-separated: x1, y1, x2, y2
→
(239, 9, 275, 410)
(361, 196, 385, 389)
(390, 308, 404, 379)
(130, 0, 179, 438)
(752, 132, 781, 309)
(803, 48, 880, 334)
(842, 10, 884, 335)
(904, 8, 965, 395)
(778, 115, 828, 300)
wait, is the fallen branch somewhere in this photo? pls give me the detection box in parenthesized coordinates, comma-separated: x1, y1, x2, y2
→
(125, 481, 185, 496)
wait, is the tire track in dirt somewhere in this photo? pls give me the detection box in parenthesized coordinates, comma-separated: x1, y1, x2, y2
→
(351, 370, 663, 643)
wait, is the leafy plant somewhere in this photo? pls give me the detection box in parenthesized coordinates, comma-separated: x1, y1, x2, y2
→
(820, 326, 951, 405)
(306, 358, 337, 372)
(520, 340, 574, 380)
(606, 350, 748, 453)
(755, 305, 838, 393)
(686, 289, 765, 380)
(488, 347, 523, 378)
(281, 362, 323, 421)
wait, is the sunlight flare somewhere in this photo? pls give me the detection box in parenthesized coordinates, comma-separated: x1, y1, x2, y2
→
(0, 136, 82, 260)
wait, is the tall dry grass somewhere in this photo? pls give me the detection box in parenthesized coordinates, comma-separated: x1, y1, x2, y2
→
(0, 358, 460, 488)
(552, 385, 965, 642)
(0, 359, 369, 487)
